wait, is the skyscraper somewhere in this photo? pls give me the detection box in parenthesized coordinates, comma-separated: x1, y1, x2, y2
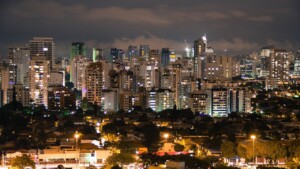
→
(93, 48, 103, 62)
(194, 35, 207, 78)
(29, 37, 54, 68)
(139, 44, 150, 57)
(161, 48, 170, 67)
(70, 42, 86, 60)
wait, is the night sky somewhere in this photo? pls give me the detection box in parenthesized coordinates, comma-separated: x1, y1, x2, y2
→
(0, 0, 299, 57)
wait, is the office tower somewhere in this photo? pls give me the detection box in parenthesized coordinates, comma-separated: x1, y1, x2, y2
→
(194, 35, 207, 78)
(189, 92, 208, 114)
(108, 48, 118, 63)
(127, 45, 139, 60)
(156, 88, 174, 112)
(7, 84, 30, 107)
(70, 56, 89, 90)
(93, 48, 103, 62)
(29, 37, 54, 68)
(48, 86, 76, 111)
(161, 48, 170, 67)
(210, 88, 229, 117)
(139, 45, 150, 57)
(240, 59, 255, 79)
(70, 42, 86, 60)
(83, 62, 103, 105)
(268, 49, 292, 89)
(169, 50, 176, 63)
(118, 49, 125, 62)
(28, 55, 50, 107)
(259, 46, 275, 77)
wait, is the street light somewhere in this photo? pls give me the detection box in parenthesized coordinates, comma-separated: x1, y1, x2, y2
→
(74, 131, 80, 150)
(250, 135, 256, 166)
(163, 133, 169, 142)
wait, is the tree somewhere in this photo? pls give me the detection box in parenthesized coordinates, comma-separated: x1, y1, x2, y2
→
(174, 143, 184, 152)
(139, 123, 160, 149)
(106, 153, 135, 167)
(11, 154, 35, 169)
(221, 141, 236, 158)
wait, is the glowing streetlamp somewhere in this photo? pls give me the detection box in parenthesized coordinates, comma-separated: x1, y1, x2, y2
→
(74, 131, 80, 150)
(163, 133, 169, 142)
(250, 135, 256, 166)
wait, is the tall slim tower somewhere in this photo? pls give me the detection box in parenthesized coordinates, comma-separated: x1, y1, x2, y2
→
(193, 35, 207, 79)
(161, 48, 170, 68)
(28, 55, 50, 107)
(29, 37, 54, 69)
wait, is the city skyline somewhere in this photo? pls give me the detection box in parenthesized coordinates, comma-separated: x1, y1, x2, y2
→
(0, 0, 300, 57)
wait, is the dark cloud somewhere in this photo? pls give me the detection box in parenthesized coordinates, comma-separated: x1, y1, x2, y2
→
(0, 0, 299, 57)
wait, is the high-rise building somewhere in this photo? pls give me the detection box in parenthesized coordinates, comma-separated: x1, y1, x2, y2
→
(205, 55, 233, 80)
(189, 92, 208, 114)
(48, 86, 76, 111)
(108, 48, 118, 63)
(70, 42, 86, 60)
(0, 66, 9, 105)
(156, 88, 174, 112)
(268, 49, 292, 89)
(161, 48, 170, 67)
(7, 83, 30, 107)
(194, 35, 207, 78)
(49, 70, 65, 86)
(70, 56, 89, 90)
(139, 45, 150, 57)
(240, 59, 255, 79)
(259, 46, 275, 77)
(102, 89, 118, 113)
(127, 45, 139, 60)
(28, 55, 50, 107)
(293, 49, 300, 78)
(210, 88, 229, 117)
(83, 62, 103, 105)
(93, 48, 103, 62)
(229, 89, 251, 113)
(8, 47, 30, 85)
(29, 37, 54, 68)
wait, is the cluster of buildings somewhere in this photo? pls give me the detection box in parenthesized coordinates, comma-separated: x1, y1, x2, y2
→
(1, 36, 299, 116)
